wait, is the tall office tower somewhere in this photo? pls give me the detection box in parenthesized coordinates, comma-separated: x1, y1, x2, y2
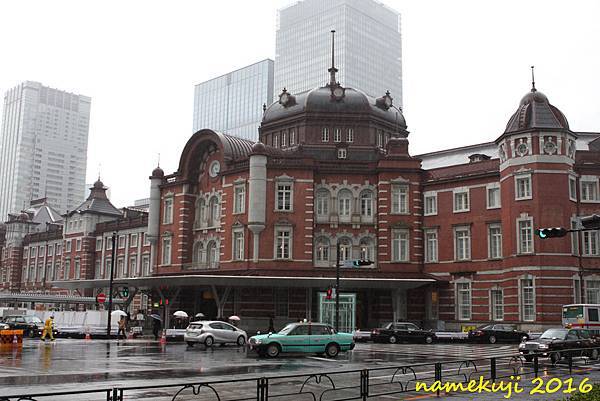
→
(0, 81, 91, 219)
(275, 0, 403, 107)
(193, 59, 274, 141)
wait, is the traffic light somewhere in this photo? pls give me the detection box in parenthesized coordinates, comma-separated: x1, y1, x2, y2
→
(352, 259, 374, 267)
(535, 227, 568, 239)
(326, 286, 333, 300)
(581, 215, 600, 230)
(122, 286, 129, 297)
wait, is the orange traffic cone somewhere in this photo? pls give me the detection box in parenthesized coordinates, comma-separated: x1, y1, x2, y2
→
(159, 330, 167, 345)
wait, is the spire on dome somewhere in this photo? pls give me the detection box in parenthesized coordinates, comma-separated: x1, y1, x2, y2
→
(530, 65, 536, 92)
(328, 30, 338, 86)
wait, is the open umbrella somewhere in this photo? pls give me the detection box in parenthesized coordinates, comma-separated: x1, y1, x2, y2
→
(173, 311, 188, 318)
(111, 310, 127, 318)
(228, 315, 241, 321)
(194, 313, 205, 318)
(149, 314, 162, 321)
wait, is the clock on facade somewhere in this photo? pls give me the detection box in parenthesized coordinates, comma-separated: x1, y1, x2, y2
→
(331, 85, 345, 100)
(209, 160, 221, 177)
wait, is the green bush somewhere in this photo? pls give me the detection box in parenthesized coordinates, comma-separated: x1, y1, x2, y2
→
(566, 384, 600, 401)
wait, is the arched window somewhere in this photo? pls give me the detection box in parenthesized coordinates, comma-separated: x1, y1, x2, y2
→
(338, 190, 352, 218)
(360, 190, 373, 218)
(207, 241, 219, 268)
(209, 197, 220, 226)
(193, 242, 205, 264)
(338, 237, 352, 262)
(359, 238, 375, 262)
(196, 198, 206, 227)
(316, 189, 330, 217)
(315, 237, 330, 263)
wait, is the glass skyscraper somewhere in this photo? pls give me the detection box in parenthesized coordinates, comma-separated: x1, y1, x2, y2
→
(275, 0, 403, 108)
(193, 59, 274, 141)
(0, 81, 91, 219)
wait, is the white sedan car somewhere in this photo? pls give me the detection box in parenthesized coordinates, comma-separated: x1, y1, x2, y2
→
(184, 320, 247, 347)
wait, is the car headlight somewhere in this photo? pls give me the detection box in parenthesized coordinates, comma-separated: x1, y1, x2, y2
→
(519, 343, 526, 349)
(539, 344, 548, 349)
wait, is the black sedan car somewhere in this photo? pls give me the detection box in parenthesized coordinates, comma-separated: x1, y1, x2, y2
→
(3, 315, 56, 338)
(371, 322, 435, 344)
(519, 328, 598, 363)
(468, 324, 529, 344)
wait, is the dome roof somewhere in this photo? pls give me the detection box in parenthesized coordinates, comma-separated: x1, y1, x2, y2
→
(251, 142, 267, 155)
(504, 89, 569, 134)
(151, 166, 165, 178)
(262, 86, 406, 129)
(93, 179, 105, 189)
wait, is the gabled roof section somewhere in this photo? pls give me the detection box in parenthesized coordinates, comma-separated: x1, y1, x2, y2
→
(425, 159, 500, 182)
(67, 180, 121, 217)
(26, 198, 63, 225)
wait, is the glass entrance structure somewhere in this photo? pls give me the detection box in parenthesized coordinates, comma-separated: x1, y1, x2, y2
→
(319, 292, 356, 334)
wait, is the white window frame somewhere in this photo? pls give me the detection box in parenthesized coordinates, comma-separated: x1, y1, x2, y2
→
(359, 238, 375, 262)
(569, 175, 578, 202)
(289, 130, 295, 145)
(315, 237, 330, 264)
(163, 197, 174, 224)
(456, 280, 472, 321)
(581, 176, 600, 202)
(520, 277, 536, 322)
(76, 239, 81, 251)
(424, 229, 438, 263)
(96, 238, 102, 251)
(142, 255, 151, 276)
(207, 241, 219, 268)
(162, 237, 172, 265)
(454, 226, 471, 261)
(232, 229, 245, 261)
(347, 128, 354, 143)
(315, 189, 329, 218)
(490, 288, 504, 321)
(488, 223, 502, 259)
(74, 259, 80, 280)
(273, 134, 278, 148)
(209, 196, 220, 226)
(453, 188, 470, 213)
(486, 183, 501, 209)
(338, 190, 353, 218)
(517, 216, 534, 254)
(321, 127, 329, 142)
(515, 174, 532, 200)
(337, 148, 347, 159)
(281, 131, 287, 148)
(583, 230, 599, 256)
(391, 229, 410, 262)
(391, 184, 409, 215)
(334, 128, 341, 142)
(571, 218, 580, 255)
(274, 227, 292, 260)
(338, 238, 352, 262)
(275, 181, 293, 211)
(586, 280, 600, 304)
(423, 192, 437, 216)
(65, 240, 71, 253)
(130, 233, 138, 247)
(360, 191, 374, 219)
(118, 235, 125, 249)
(129, 256, 137, 277)
(233, 184, 246, 214)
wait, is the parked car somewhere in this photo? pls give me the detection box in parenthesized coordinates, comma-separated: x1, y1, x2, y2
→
(468, 324, 529, 344)
(519, 328, 598, 363)
(3, 315, 57, 338)
(353, 328, 372, 342)
(248, 322, 354, 358)
(0, 322, 9, 330)
(184, 320, 247, 347)
(371, 322, 435, 344)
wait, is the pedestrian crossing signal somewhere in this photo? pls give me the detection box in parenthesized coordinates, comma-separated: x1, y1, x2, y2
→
(535, 227, 568, 239)
(122, 286, 129, 297)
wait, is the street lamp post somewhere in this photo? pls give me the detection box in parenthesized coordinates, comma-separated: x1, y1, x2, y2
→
(335, 242, 340, 332)
(106, 232, 117, 337)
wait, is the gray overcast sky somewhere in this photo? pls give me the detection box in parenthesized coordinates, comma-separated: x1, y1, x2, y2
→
(0, 0, 598, 208)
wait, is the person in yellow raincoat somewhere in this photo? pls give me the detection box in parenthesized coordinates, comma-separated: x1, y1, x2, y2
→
(41, 315, 55, 341)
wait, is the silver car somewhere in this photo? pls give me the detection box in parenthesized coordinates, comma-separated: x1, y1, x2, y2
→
(184, 320, 247, 347)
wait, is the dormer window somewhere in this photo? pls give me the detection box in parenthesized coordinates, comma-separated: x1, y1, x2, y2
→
(322, 128, 329, 142)
(290, 130, 295, 145)
(337, 148, 347, 159)
(334, 128, 341, 142)
(347, 128, 354, 143)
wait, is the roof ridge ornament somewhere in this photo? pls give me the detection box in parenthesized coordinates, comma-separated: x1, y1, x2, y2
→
(530, 65, 536, 92)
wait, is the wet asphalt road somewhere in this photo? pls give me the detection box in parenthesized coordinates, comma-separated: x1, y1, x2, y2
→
(0, 338, 521, 398)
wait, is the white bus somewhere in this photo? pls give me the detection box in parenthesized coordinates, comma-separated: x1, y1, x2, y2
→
(562, 304, 600, 335)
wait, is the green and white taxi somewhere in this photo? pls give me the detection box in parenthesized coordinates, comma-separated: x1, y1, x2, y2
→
(248, 322, 355, 358)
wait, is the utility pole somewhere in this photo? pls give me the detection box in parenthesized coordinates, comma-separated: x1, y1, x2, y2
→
(335, 241, 340, 332)
(106, 232, 117, 337)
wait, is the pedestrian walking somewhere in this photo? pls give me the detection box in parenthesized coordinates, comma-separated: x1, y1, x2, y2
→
(41, 315, 55, 341)
(117, 316, 127, 339)
(268, 316, 275, 333)
(152, 316, 162, 340)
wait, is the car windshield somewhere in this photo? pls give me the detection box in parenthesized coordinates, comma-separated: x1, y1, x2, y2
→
(384, 322, 394, 329)
(187, 324, 203, 330)
(24, 316, 42, 324)
(478, 325, 493, 330)
(540, 329, 568, 340)
(278, 324, 297, 335)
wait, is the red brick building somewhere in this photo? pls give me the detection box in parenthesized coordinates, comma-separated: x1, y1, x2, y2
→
(2, 76, 599, 333)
